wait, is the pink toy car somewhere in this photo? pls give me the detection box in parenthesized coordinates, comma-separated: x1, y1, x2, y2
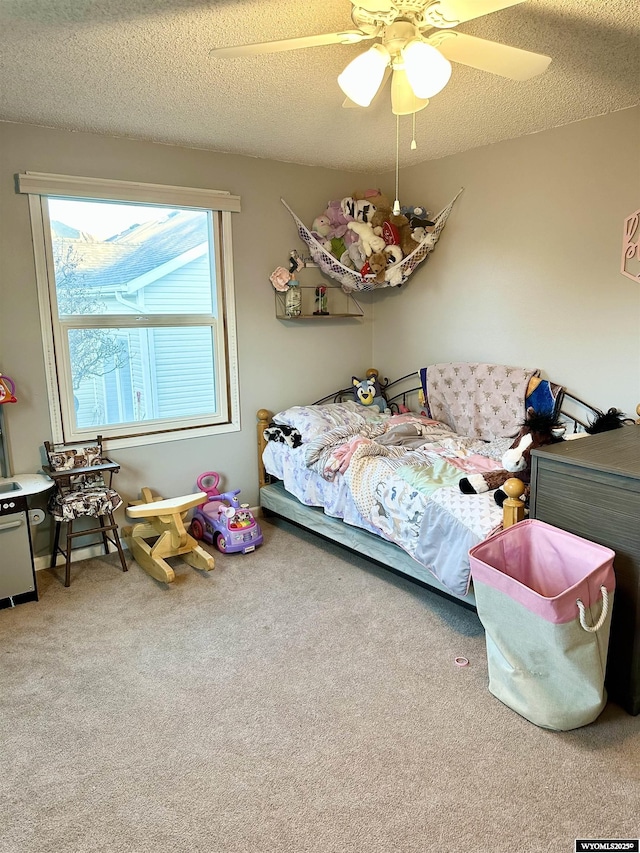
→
(189, 472, 263, 554)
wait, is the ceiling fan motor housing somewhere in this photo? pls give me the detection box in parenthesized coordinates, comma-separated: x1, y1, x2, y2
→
(351, 1, 456, 34)
(382, 20, 421, 60)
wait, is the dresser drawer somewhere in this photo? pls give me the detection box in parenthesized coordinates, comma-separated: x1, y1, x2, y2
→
(533, 469, 640, 560)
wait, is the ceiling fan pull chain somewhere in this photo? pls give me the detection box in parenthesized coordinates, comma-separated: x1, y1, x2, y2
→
(393, 113, 401, 215)
(411, 111, 417, 150)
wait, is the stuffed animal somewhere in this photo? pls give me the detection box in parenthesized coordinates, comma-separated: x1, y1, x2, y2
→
(353, 188, 384, 202)
(335, 197, 371, 244)
(264, 423, 303, 449)
(370, 200, 393, 232)
(383, 244, 405, 286)
(352, 373, 387, 412)
(389, 212, 420, 257)
(401, 205, 435, 231)
(586, 407, 630, 433)
(329, 236, 346, 260)
(324, 199, 350, 239)
(370, 201, 419, 257)
(309, 214, 333, 248)
(362, 251, 388, 283)
(341, 240, 367, 270)
(459, 409, 563, 506)
(347, 221, 386, 257)
(384, 244, 403, 266)
(357, 201, 376, 223)
(341, 196, 376, 224)
(384, 263, 405, 287)
(353, 189, 391, 215)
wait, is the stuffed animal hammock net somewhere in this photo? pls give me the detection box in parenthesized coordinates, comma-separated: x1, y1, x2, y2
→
(281, 188, 463, 293)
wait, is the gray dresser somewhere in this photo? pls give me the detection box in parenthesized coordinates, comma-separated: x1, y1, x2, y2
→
(530, 426, 640, 715)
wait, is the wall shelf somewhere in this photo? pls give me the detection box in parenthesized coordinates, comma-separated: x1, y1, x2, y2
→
(275, 280, 363, 320)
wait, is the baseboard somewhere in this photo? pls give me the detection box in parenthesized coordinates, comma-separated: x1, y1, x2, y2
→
(33, 504, 261, 571)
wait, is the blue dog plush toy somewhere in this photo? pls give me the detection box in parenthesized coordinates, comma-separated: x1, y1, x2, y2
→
(352, 371, 387, 412)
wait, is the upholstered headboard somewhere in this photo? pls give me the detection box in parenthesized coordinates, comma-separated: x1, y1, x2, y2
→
(421, 363, 539, 440)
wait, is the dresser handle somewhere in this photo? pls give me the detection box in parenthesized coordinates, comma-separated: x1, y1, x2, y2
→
(576, 586, 609, 633)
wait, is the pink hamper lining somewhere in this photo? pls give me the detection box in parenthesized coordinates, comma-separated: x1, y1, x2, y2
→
(469, 519, 615, 624)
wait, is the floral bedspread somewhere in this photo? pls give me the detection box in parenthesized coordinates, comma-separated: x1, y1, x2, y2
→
(264, 405, 508, 596)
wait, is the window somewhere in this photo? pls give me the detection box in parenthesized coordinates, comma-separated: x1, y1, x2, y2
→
(19, 173, 241, 448)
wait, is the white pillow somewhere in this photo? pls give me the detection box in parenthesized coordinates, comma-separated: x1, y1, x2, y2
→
(273, 401, 387, 442)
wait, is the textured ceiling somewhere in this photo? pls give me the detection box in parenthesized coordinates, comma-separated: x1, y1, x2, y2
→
(0, 0, 637, 172)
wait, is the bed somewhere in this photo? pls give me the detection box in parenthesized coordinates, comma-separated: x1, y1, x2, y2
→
(257, 363, 586, 607)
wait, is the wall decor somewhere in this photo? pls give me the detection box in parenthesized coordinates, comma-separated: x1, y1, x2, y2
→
(621, 208, 639, 282)
(270, 255, 363, 320)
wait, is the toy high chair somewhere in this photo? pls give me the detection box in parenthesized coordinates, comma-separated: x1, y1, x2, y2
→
(43, 436, 128, 587)
(122, 487, 215, 584)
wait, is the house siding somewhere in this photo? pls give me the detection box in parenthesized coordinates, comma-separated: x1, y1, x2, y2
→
(150, 326, 216, 419)
(137, 254, 214, 315)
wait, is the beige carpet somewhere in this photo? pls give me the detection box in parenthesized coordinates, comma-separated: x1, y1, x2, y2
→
(1, 518, 638, 853)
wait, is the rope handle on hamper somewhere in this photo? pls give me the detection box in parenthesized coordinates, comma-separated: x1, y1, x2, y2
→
(576, 586, 609, 633)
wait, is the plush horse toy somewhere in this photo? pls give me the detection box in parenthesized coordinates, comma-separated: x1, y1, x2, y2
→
(459, 408, 564, 506)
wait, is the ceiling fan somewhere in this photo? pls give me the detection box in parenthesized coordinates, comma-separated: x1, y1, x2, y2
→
(209, 0, 552, 116)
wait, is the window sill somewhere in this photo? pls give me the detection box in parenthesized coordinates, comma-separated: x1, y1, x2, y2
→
(90, 420, 241, 451)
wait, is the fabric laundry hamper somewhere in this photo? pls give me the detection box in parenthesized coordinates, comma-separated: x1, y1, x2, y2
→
(469, 519, 615, 731)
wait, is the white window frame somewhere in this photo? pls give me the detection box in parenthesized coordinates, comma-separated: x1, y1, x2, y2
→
(19, 172, 241, 450)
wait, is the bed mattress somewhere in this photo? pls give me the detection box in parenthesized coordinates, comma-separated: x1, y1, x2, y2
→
(262, 423, 505, 598)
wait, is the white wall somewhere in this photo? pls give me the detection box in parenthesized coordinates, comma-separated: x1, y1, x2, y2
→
(0, 122, 376, 557)
(372, 107, 640, 419)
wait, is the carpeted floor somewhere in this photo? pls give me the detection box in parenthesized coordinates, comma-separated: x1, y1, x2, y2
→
(1, 517, 638, 853)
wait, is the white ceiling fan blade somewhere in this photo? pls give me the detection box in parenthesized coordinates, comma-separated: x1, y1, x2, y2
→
(391, 68, 429, 116)
(209, 30, 374, 59)
(342, 65, 391, 108)
(429, 32, 551, 80)
(424, 0, 527, 29)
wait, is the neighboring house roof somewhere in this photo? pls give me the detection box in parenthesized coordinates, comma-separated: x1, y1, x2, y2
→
(53, 210, 209, 290)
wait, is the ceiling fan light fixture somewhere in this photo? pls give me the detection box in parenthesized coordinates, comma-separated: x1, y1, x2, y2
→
(391, 65, 430, 116)
(402, 39, 452, 99)
(338, 43, 390, 107)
